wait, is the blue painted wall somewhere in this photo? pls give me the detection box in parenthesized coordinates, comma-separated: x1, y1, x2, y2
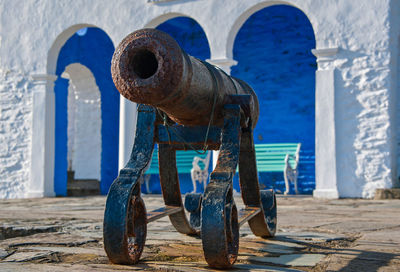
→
(54, 27, 119, 196)
(231, 5, 316, 194)
(156, 17, 211, 60)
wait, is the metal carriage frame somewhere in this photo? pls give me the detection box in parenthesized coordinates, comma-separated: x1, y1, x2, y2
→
(103, 96, 277, 269)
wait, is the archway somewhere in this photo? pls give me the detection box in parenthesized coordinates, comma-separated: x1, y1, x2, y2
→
(231, 5, 316, 194)
(62, 64, 102, 194)
(53, 27, 119, 196)
(141, 16, 211, 194)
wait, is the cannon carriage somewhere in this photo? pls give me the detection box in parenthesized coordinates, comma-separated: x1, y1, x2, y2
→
(103, 29, 277, 269)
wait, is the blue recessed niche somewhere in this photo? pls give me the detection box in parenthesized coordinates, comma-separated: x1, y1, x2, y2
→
(54, 27, 119, 196)
(231, 5, 316, 194)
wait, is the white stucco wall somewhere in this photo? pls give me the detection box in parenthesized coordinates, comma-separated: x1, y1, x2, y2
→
(392, 0, 400, 191)
(0, 69, 32, 198)
(0, 0, 399, 198)
(327, 0, 396, 198)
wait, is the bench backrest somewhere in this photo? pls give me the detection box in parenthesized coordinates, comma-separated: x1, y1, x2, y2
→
(145, 149, 209, 175)
(145, 143, 300, 175)
(255, 143, 301, 172)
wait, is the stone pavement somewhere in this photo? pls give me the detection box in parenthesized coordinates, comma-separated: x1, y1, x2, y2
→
(0, 195, 399, 271)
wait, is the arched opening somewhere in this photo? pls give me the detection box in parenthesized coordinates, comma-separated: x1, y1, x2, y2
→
(62, 64, 102, 195)
(142, 16, 211, 194)
(231, 5, 316, 194)
(53, 27, 119, 196)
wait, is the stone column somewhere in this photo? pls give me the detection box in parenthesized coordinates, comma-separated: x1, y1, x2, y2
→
(311, 48, 340, 199)
(206, 58, 238, 75)
(27, 74, 57, 198)
(118, 97, 137, 171)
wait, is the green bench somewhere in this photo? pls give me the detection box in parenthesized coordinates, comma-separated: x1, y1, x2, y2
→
(144, 149, 210, 193)
(144, 143, 301, 195)
(254, 143, 301, 195)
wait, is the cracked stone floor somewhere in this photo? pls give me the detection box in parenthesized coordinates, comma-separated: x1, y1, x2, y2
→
(0, 195, 399, 271)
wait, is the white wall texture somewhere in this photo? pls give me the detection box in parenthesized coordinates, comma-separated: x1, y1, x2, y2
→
(0, 69, 32, 198)
(0, 0, 399, 198)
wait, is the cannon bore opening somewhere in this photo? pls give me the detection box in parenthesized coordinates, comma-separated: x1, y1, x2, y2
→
(131, 49, 158, 79)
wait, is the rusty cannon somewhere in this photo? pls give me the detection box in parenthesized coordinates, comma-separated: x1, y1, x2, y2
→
(103, 28, 277, 269)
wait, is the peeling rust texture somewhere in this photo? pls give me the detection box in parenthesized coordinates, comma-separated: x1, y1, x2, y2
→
(111, 28, 259, 128)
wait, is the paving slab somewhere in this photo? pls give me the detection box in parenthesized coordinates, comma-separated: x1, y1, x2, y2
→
(247, 253, 326, 267)
(3, 251, 54, 262)
(22, 246, 106, 256)
(0, 263, 69, 272)
(0, 248, 9, 259)
(0, 195, 399, 271)
(258, 243, 298, 254)
(233, 263, 306, 271)
(276, 232, 347, 243)
(0, 232, 98, 248)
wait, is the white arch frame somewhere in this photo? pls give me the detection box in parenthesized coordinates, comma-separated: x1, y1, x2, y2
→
(226, 1, 318, 60)
(223, 2, 339, 198)
(144, 12, 188, 28)
(28, 24, 114, 197)
(47, 24, 98, 75)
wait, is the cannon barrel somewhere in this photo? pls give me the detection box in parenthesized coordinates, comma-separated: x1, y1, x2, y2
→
(111, 28, 259, 127)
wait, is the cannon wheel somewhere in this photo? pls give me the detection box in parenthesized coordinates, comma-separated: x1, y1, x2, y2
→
(104, 182, 147, 264)
(103, 105, 155, 264)
(201, 104, 241, 268)
(239, 128, 277, 237)
(202, 182, 239, 268)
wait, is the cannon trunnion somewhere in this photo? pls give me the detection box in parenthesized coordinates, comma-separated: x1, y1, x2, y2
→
(104, 29, 277, 269)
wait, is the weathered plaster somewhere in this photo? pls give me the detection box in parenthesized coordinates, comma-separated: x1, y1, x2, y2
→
(0, 69, 33, 198)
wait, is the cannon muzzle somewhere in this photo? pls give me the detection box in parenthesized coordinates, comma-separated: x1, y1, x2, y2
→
(111, 28, 259, 127)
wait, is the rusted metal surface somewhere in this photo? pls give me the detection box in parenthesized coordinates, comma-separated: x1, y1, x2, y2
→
(103, 105, 155, 264)
(103, 100, 278, 268)
(184, 193, 202, 230)
(239, 123, 277, 237)
(158, 144, 198, 235)
(201, 105, 241, 268)
(147, 205, 183, 223)
(111, 28, 259, 127)
(104, 29, 278, 270)
(238, 207, 261, 227)
(156, 124, 221, 150)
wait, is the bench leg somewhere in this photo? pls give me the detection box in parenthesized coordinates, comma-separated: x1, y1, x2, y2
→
(190, 169, 198, 193)
(284, 168, 290, 195)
